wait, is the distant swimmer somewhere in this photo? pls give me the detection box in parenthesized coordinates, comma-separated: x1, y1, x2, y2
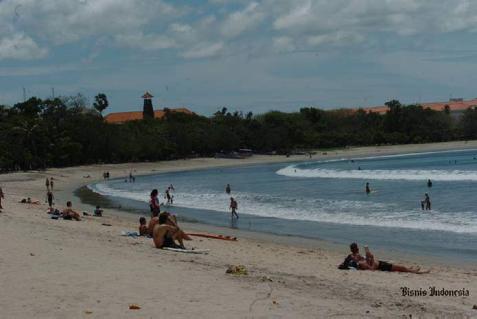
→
(365, 182, 371, 194)
(358, 166, 361, 170)
(421, 193, 431, 210)
(225, 184, 231, 194)
(230, 197, 239, 219)
(427, 179, 432, 188)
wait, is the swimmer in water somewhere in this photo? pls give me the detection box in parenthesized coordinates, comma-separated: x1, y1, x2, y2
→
(225, 184, 231, 194)
(365, 182, 371, 194)
(427, 179, 432, 188)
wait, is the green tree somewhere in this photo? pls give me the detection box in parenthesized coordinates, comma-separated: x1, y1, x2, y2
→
(93, 93, 109, 115)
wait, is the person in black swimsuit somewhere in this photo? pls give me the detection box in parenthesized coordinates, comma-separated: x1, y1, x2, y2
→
(351, 243, 429, 274)
(152, 213, 184, 249)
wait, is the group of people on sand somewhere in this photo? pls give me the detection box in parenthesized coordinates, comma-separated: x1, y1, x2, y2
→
(339, 242, 429, 274)
(136, 189, 191, 249)
(102, 171, 111, 180)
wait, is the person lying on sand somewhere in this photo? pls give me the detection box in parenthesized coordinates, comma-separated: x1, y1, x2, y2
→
(62, 201, 81, 221)
(338, 242, 365, 269)
(19, 197, 40, 204)
(357, 243, 429, 274)
(152, 213, 185, 249)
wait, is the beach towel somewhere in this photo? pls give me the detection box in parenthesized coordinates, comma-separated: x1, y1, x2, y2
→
(162, 247, 210, 254)
(121, 231, 140, 238)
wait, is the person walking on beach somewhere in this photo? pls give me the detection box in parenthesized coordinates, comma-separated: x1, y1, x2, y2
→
(0, 186, 4, 210)
(46, 190, 54, 208)
(421, 193, 431, 210)
(225, 184, 231, 194)
(365, 182, 371, 194)
(45, 178, 50, 191)
(427, 179, 432, 188)
(50, 178, 54, 191)
(230, 197, 239, 219)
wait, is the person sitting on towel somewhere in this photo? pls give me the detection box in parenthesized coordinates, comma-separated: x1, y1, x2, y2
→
(152, 213, 184, 249)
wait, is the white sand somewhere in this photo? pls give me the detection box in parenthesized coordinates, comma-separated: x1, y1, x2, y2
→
(1, 141, 476, 318)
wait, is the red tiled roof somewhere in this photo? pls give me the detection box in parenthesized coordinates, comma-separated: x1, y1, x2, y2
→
(361, 98, 477, 114)
(104, 108, 193, 124)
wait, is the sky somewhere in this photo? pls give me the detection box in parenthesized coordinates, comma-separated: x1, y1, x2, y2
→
(1, 0, 477, 115)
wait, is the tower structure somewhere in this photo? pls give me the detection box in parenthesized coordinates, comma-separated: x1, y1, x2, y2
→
(142, 91, 154, 119)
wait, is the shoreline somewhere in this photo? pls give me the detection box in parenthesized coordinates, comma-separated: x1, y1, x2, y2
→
(79, 141, 477, 266)
(1, 140, 477, 318)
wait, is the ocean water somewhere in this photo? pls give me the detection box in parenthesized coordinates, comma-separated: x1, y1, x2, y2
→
(88, 149, 477, 261)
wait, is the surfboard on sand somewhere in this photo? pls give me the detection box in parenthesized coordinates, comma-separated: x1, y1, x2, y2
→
(162, 247, 210, 254)
(187, 233, 237, 241)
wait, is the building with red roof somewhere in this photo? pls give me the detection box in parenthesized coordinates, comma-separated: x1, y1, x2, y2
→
(361, 98, 477, 116)
(104, 92, 193, 124)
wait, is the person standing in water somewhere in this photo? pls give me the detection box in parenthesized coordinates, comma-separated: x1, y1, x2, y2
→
(165, 187, 172, 205)
(365, 182, 371, 194)
(427, 179, 432, 187)
(229, 197, 239, 219)
(421, 193, 431, 210)
(225, 184, 231, 194)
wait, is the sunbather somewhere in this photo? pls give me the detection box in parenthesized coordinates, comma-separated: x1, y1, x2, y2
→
(19, 197, 40, 204)
(152, 213, 184, 249)
(351, 243, 428, 274)
(148, 211, 191, 241)
(62, 201, 81, 221)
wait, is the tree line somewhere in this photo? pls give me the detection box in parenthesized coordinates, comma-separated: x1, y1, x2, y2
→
(1, 94, 476, 171)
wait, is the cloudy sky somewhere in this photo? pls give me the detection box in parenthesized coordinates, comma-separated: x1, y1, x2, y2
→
(1, 0, 477, 115)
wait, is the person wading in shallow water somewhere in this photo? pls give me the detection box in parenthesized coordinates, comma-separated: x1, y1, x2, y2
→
(365, 182, 371, 194)
(225, 184, 231, 194)
(421, 193, 431, 210)
(229, 197, 239, 219)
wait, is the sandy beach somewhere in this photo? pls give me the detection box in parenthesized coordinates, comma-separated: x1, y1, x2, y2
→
(1, 141, 476, 318)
